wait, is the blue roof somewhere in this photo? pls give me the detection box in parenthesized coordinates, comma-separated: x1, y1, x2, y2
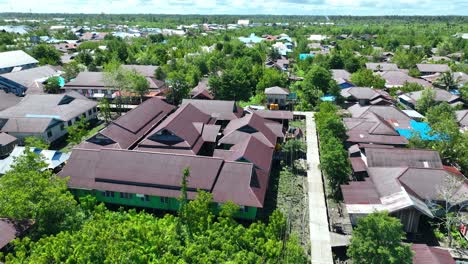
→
(396, 120, 440, 141)
(238, 33, 263, 44)
(299, 53, 314, 60)
(320, 95, 336, 102)
(58, 76, 65, 87)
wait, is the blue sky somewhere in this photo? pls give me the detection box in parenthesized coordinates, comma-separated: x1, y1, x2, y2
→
(0, 0, 467, 15)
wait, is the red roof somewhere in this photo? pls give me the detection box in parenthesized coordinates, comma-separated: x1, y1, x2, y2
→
(137, 103, 214, 155)
(59, 148, 267, 207)
(79, 97, 175, 150)
(341, 179, 381, 204)
(412, 244, 455, 264)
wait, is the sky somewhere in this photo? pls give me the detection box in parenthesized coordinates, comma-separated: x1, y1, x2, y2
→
(0, 0, 467, 16)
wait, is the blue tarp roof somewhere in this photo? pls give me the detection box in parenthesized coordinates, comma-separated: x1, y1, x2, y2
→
(396, 120, 440, 141)
(320, 95, 336, 102)
(299, 53, 314, 60)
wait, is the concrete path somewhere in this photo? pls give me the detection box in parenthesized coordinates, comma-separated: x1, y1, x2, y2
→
(294, 111, 333, 264)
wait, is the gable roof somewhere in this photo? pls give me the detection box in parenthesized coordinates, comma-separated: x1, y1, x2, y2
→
(365, 63, 399, 71)
(331, 69, 351, 81)
(377, 71, 432, 88)
(64, 71, 163, 90)
(412, 244, 455, 264)
(253, 110, 293, 120)
(0, 132, 17, 146)
(365, 147, 443, 169)
(121, 65, 158, 77)
(0, 90, 22, 111)
(190, 79, 214, 100)
(0, 65, 61, 94)
(347, 104, 411, 121)
(402, 88, 460, 105)
(80, 97, 175, 150)
(0, 50, 38, 70)
(59, 148, 267, 207)
(344, 114, 400, 136)
(137, 103, 213, 155)
(221, 113, 281, 147)
(0, 94, 97, 122)
(265, 86, 290, 95)
(0, 218, 33, 249)
(181, 99, 243, 121)
(417, 64, 451, 73)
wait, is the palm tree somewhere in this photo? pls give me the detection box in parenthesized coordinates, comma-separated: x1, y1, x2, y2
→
(434, 71, 459, 91)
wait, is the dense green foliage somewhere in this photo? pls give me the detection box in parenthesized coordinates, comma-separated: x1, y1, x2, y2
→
(4, 192, 307, 263)
(347, 212, 413, 264)
(43, 76, 61, 94)
(0, 149, 83, 237)
(315, 102, 350, 200)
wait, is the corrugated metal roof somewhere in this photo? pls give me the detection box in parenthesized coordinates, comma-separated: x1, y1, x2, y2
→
(412, 244, 455, 264)
(0, 50, 38, 70)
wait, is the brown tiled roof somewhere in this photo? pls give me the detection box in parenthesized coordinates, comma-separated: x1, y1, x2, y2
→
(0, 90, 22, 111)
(341, 179, 381, 204)
(80, 97, 175, 150)
(0, 132, 17, 146)
(253, 110, 293, 120)
(412, 244, 455, 264)
(347, 104, 411, 121)
(350, 157, 367, 172)
(402, 88, 460, 105)
(64, 72, 163, 90)
(378, 71, 432, 87)
(181, 99, 243, 121)
(417, 64, 450, 73)
(137, 103, 214, 154)
(365, 147, 443, 169)
(190, 79, 214, 100)
(121, 65, 158, 77)
(346, 132, 408, 146)
(0, 218, 33, 249)
(344, 114, 400, 136)
(59, 148, 267, 207)
(222, 113, 281, 147)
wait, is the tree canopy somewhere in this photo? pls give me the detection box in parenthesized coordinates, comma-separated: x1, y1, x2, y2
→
(347, 212, 413, 264)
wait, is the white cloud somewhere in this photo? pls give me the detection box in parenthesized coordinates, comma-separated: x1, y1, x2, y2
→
(0, 0, 466, 15)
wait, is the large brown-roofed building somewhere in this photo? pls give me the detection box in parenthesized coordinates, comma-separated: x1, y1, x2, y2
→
(60, 99, 285, 220)
(181, 99, 243, 122)
(137, 103, 217, 155)
(80, 97, 175, 150)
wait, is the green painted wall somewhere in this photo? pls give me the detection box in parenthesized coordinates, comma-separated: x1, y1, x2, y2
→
(71, 188, 257, 220)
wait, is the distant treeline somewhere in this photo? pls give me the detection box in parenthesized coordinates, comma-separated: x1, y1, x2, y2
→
(0, 13, 467, 27)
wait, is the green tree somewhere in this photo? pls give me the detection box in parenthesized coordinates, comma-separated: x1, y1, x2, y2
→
(62, 61, 85, 81)
(44, 76, 61, 94)
(98, 98, 112, 124)
(0, 149, 82, 237)
(348, 212, 413, 264)
(255, 68, 287, 94)
(167, 71, 190, 105)
(350, 69, 386, 88)
(66, 118, 89, 145)
(282, 139, 306, 167)
(460, 83, 468, 102)
(24, 136, 49, 150)
(415, 88, 436, 115)
(268, 47, 281, 61)
(30, 44, 61, 65)
(125, 70, 149, 103)
(433, 71, 458, 91)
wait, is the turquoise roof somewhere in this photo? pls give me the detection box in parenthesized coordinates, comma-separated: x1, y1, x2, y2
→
(239, 33, 263, 44)
(396, 120, 440, 141)
(299, 53, 314, 60)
